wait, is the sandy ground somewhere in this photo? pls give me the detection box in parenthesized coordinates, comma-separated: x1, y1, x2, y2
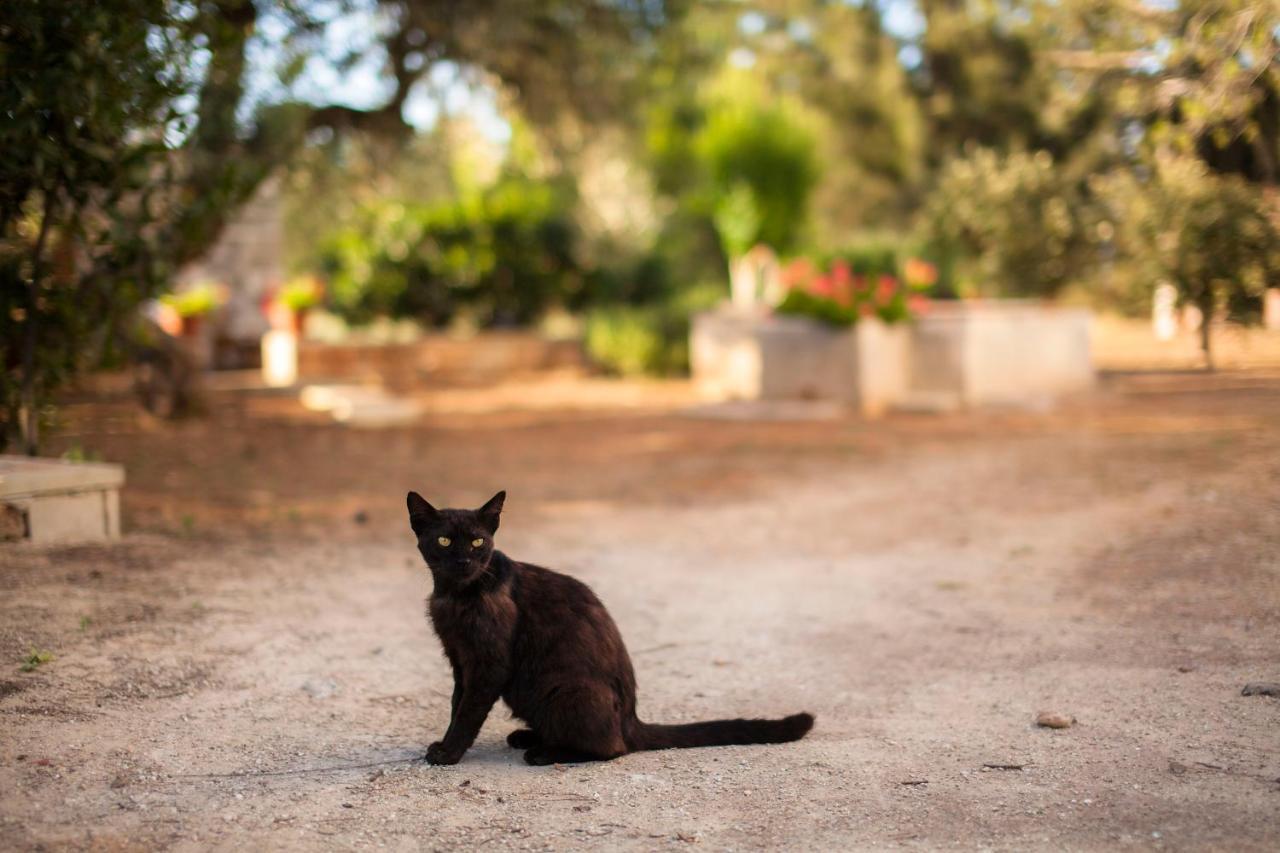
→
(2, 371, 1279, 851)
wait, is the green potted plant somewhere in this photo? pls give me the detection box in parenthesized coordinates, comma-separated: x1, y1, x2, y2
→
(265, 275, 324, 335)
(159, 281, 226, 338)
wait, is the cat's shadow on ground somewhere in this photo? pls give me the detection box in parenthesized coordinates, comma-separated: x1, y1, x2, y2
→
(365, 740, 549, 772)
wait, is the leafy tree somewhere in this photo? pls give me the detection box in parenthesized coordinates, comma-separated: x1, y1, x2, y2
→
(915, 0, 1052, 161)
(1037, 0, 1280, 186)
(1, 0, 199, 452)
(1, 0, 684, 452)
(923, 148, 1097, 298)
(1101, 154, 1280, 368)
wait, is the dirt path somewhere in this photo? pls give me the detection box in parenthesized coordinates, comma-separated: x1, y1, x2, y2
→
(2, 373, 1279, 850)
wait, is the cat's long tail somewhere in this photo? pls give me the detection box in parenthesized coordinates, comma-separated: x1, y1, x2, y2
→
(628, 712, 814, 751)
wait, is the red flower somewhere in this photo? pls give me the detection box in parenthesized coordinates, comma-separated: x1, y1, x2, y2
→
(876, 275, 898, 303)
(831, 260, 852, 287)
(907, 294, 931, 315)
(829, 261, 853, 306)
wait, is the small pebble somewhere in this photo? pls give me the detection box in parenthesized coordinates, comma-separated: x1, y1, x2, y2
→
(1035, 712, 1076, 729)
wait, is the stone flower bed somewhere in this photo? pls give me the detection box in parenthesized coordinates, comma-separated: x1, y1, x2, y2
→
(692, 300, 1093, 415)
(691, 308, 909, 417)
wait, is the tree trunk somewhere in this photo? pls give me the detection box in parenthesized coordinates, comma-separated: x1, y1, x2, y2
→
(1198, 294, 1214, 372)
(20, 190, 58, 455)
(20, 287, 39, 455)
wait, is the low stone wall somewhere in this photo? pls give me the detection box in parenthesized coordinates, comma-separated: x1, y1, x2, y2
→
(692, 301, 1093, 414)
(297, 332, 585, 390)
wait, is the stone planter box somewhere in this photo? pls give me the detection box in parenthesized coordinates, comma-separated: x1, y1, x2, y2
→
(0, 456, 124, 545)
(908, 301, 1092, 408)
(692, 300, 1094, 415)
(690, 309, 909, 417)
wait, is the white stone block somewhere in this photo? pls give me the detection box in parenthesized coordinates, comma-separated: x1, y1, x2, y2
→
(0, 456, 124, 544)
(910, 301, 1093, 407)
(691, 308, 908, 417)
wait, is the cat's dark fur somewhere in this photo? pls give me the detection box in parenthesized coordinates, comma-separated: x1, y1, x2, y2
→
(407, 490, 814, 766)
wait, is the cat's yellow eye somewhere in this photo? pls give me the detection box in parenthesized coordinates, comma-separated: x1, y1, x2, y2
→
(437, 536, 451, 547)
(471, 538, 485, 548)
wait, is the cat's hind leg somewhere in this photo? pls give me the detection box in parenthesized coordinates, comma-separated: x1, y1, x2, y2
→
(507, 729, 540, 749)
(529, 683, 627, 765)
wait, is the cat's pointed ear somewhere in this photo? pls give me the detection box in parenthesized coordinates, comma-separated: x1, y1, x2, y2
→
(478, 490, 506, 534)
(407, 491, 437, 532)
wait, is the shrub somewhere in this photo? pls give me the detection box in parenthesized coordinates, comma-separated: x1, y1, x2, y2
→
(319, 178, 582, 328)
(584, 306, 678, 376)
(922, 148, 1095, 298)
(1099, 154, 1280, 367)
(697, 99, 821, 257)
(584, 282, 725, 376)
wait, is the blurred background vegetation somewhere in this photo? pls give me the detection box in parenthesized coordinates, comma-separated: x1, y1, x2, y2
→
(4, 0, 1280, 449)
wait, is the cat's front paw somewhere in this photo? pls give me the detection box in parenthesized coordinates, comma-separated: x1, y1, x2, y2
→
(424, 741, 461, 765)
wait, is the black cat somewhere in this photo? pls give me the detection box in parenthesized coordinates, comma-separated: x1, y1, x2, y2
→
(407, 490, 814, 765)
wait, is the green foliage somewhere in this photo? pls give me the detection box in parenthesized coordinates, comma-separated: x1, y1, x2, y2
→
(20, 648, 54, 672)
(735, 2, 926, 239)
(276, 276, 324, 312)
(160, 282, 224, 318)
(923, 148, 1096, 298)
(584, 307, 681, 376)
(321, 178, 582, 328)
(1100, 154, 1280, 362)
(917, 1, 1051, 160)
(827, 242, 901, 280)
(60, 443, 102, 463)
(1, 0, 684, 452)
(584, 282, 725, 376)
(710, 184, 763, 262)
(775, 289, 859, 327)
(697, 98, 821, 257)
(0, 0, 196, 452)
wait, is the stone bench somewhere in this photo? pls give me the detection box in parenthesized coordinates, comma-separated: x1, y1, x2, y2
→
(0, 456, 124, 545)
